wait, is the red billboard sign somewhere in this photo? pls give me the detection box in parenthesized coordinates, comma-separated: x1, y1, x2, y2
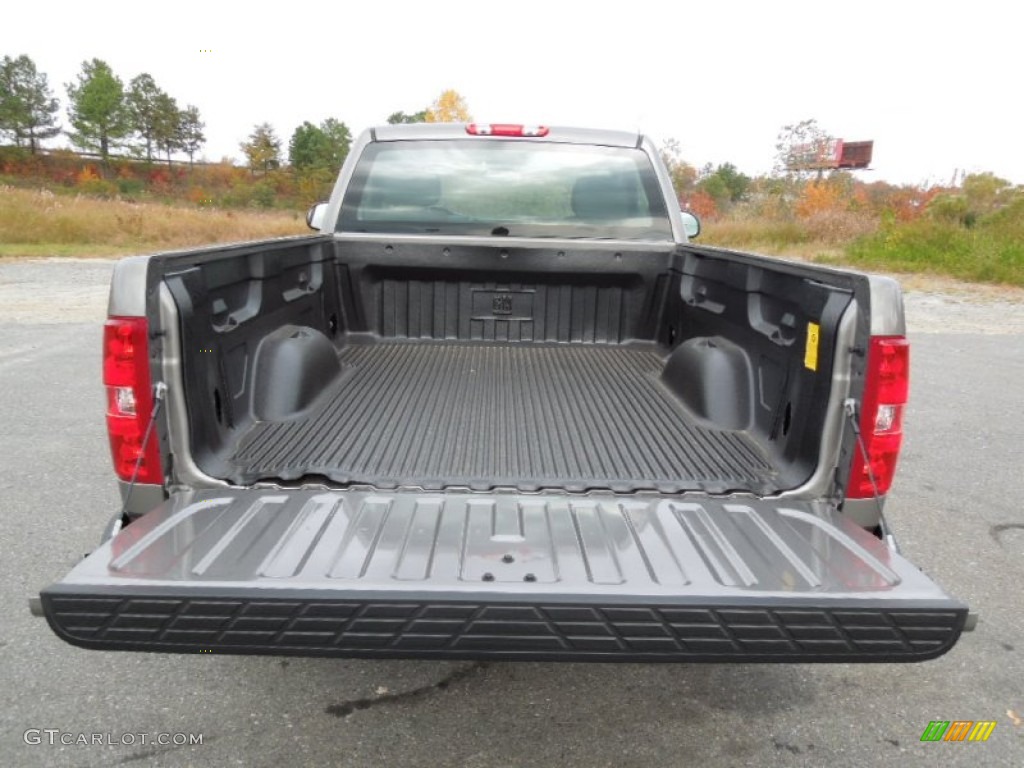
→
(786, 139, 873, 171)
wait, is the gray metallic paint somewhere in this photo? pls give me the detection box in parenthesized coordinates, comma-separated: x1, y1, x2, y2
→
(867, 275, 907, 336)
(843, 497, 888, 529)
(374, 123, 642, 148)
(107, 255, 150, 317)
(52, 488, 953, 600)
(116, 480, 165, 518)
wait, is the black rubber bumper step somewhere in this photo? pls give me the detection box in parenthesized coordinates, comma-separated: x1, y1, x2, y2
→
(43, 591, 964, 662)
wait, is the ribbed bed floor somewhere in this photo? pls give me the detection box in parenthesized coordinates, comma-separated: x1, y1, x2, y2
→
(228, 341, 778, 493)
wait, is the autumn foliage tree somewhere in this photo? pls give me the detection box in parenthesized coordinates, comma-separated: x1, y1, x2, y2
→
(660, 138, 697, 200)
(0, 54, 61, 153)
(794, 179, 846, 217)
(687, 189, 719, 220)
(425, 89, 471, 123)
(240, 122, 281, 175)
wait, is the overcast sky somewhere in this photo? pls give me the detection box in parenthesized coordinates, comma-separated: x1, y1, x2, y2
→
(3, 0, 1021, 185)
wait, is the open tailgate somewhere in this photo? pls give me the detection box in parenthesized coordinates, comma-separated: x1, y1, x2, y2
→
(41, 490, 967, 662)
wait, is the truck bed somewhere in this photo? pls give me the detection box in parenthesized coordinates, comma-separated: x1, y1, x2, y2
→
(163, 238, 857, 497)
(225, 340, 777, 494)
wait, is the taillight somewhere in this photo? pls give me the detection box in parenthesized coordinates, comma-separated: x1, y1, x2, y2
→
(847, 336, 910, 498)
(466, 123, 550, 137)
(103, 316, 162, 484)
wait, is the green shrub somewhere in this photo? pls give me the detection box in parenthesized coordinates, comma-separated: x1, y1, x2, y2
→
(117, 178, 145, 196)
(840, 210, 1023, 286)
(76, 178, 119, 199)
(250, 181, 276, 209)
(927, 193, 970, 225)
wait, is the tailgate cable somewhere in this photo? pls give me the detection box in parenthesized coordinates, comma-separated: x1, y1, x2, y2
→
(115, 382, 167, 528)
(842, 398, 896, 551)
(845, 398, 978, 632)
(30, 385, 166, 617)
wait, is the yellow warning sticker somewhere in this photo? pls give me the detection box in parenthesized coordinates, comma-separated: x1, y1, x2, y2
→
(805, 322, 820, 371)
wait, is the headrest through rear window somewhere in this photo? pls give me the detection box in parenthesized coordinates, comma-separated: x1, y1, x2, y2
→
(571, 173, 640, 221)
(373, 174, 442, 208)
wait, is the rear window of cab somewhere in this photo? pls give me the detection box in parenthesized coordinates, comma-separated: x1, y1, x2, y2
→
(338, 139, 673, 240)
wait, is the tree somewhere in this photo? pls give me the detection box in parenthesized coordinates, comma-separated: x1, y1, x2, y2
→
(929, 173, 1015, 228)
(660, 138, 697, 199)
(961, 172, 1013, 212)
(424, 89, 471, 123)
(152, 93, 181, 167)
(288, 118, 351, 171)
(177, 105, 205, 167)
(774, 118, 834, 180)
(0, 54, 61, 153)
(240, 122, 281, 174)
(288, 121, 323, 169)
(701, 162, 750, 204)
(696, 172, 731, 208)
(387, 109, 428, 124)
(66, 59, 130, 161)
(126, 73, 167, 162)
(319, 118, 351, 167)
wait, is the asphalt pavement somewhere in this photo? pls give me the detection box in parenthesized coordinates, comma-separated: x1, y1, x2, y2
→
(0, 259, 1021, 767)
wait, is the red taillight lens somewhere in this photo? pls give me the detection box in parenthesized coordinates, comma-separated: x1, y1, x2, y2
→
(103, 317, 162, 484)
(466, 123, 550, 137)
(847, 336, 910, 498)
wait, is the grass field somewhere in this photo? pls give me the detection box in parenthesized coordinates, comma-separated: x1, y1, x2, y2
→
(699, 205, 1023, 288)
(1, 184, 1020, 289)
(832, 202, 1024, 286)
(0, 186, 305, 259)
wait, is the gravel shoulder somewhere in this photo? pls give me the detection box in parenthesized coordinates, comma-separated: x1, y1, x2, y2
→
(0, 259, 113, 325)
(897, 272, 1024, 334)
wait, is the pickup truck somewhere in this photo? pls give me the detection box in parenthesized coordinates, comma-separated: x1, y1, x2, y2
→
(38, 123, 969, 662)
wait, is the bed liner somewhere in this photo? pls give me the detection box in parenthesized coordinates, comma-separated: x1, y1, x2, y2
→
(223, 340, 779, 494)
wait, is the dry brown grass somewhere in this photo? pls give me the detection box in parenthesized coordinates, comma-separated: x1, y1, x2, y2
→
(799, 210, 880, 244)
(701, 210, 879, 251)
(699, 217, 808, 250)
(0, 186, 305, 258)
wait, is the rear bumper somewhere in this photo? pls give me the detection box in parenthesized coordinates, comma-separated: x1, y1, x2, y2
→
(42, 588, 965, 663)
